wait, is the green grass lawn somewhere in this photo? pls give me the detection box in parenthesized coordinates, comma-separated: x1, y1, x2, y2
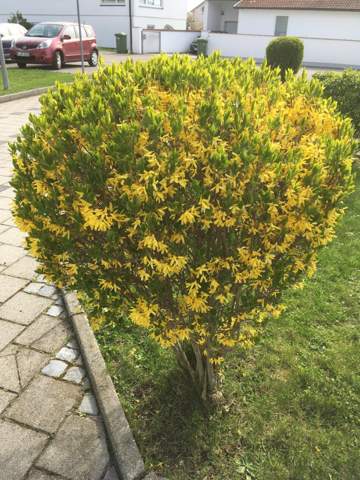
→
(96, 172, 360, 480)
(0, 68, 73, 96)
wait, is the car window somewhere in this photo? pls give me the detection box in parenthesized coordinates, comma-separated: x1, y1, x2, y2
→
(26, 23, 62, 38)
(74, 26, 88, 39)
(84, 25, 95, 38)
(62, 26, 76, 39)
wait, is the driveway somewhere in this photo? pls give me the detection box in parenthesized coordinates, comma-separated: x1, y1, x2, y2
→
(0, 96, 119, 480)
(6, 51, 160, 75)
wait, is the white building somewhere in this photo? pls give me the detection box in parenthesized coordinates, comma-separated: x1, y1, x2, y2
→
(201, 0, 360, 68)
(0, 0, 187, 50)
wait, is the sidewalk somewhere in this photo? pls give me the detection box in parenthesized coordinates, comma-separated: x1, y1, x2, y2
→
(0, 98, 118, 480)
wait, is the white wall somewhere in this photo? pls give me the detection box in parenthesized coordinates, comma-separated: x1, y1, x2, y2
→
(206, 32, 360, 68)
(132, 2, 187, 30)
(160, 30, 200, 53)
(237, 9, 360, 40)
(0, 0, 187, 48)
(0, 0, 130, 48)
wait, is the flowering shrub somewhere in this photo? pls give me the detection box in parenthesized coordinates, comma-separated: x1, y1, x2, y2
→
(11, 54, 355, 401)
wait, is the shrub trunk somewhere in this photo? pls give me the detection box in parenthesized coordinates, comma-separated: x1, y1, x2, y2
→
(174, 342, 218, 404)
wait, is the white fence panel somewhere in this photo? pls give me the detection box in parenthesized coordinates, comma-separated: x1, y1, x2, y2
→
(160, 31, 200, 53)
(207, 32, 360, 69)
(207, 33, 268, 60)
(142, 30, 161, 54)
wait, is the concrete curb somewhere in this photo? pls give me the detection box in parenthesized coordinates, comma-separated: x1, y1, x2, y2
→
(0, 86, 55, 104)
(63, 292, 146, 480)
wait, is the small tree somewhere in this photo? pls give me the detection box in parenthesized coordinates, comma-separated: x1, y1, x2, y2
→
(8, 11, 32, 30)
(266, 36, 304, 80)
(11, 54, 355, 402)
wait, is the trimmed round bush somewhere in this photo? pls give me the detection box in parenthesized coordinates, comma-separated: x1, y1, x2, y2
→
(266, 36, 304, 80)
(11, 54, 355, 400)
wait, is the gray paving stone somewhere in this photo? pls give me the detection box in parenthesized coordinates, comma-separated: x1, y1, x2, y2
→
(17, 347, 49, 388)
(0, 292, 52, 325)
(0, 420, 48, 480)
(3, 255, 38, 279)
(27, 469, 59, 480)
(0, 210, 11, 223)
(63, 366, 85, 384)
(0, 389, 16, 414)
(36, 415, 109, 480)
(0, 274, 28, 303)
(0, 196, 12, 209)
(0, 354, 20, 392)
(42, 360, 68, 378)
(6, 375, 81, 434)
(0, 227, 26, 247)
(103, 466, 120, 480)
(0, 319, 24, 352)
(2, 216, 16, 227)
(46, 305, 64, 317)
(56, 347, 78, 363)
(39, 285, 57, 298)
(23, 282, 43, 295)
(15, 315, 59, 347)
(79, 393, 99, 416)
(32, 320, 72, 353)
(0, 224, 10, 234)
(0, 244, 27, 269)
(0, 176, 10, 186)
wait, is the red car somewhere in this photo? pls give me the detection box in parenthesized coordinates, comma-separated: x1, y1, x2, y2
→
(11, 22, 98, 70)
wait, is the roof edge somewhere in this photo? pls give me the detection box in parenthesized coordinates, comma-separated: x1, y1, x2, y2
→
(233, 1, 360, 10)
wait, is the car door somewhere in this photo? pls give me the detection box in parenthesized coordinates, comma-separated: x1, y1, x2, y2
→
(74, 25, 90, 59)
(61, 25, 78, 62)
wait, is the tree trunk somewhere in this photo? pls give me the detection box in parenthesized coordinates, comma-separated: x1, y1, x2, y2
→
(174, 342, 219, 404)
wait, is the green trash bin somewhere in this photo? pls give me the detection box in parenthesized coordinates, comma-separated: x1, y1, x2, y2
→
(115, 33, 128, 54)
(197, 38, 208, 57)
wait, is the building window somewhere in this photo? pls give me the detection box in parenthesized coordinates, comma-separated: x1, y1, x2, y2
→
(100, 0, 125, 5)
(275, 16, 288, 36)
(139, 0, 163, 7)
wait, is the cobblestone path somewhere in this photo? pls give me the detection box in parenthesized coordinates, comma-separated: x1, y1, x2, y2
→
(0, 97, 118, 480)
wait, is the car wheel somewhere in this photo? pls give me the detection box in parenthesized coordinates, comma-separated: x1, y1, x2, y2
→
(88, 50, 98, 67)
(52, 51, 62, 70)
(17, 63, 27, 69)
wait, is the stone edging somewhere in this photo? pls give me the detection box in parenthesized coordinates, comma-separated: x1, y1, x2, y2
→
(0, 86, 55, 104)
(63, 291, 146, 480)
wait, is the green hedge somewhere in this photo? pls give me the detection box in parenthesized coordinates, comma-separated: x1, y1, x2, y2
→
(314, 69, 360, 137)
(266, 36, 304, 80)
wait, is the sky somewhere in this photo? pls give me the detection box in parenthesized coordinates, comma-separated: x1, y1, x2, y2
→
(187, 0, 203, 11)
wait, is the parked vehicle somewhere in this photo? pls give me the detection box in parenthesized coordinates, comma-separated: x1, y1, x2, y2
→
(0, 23, 27, 61)
(11, 22, 98, 69)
